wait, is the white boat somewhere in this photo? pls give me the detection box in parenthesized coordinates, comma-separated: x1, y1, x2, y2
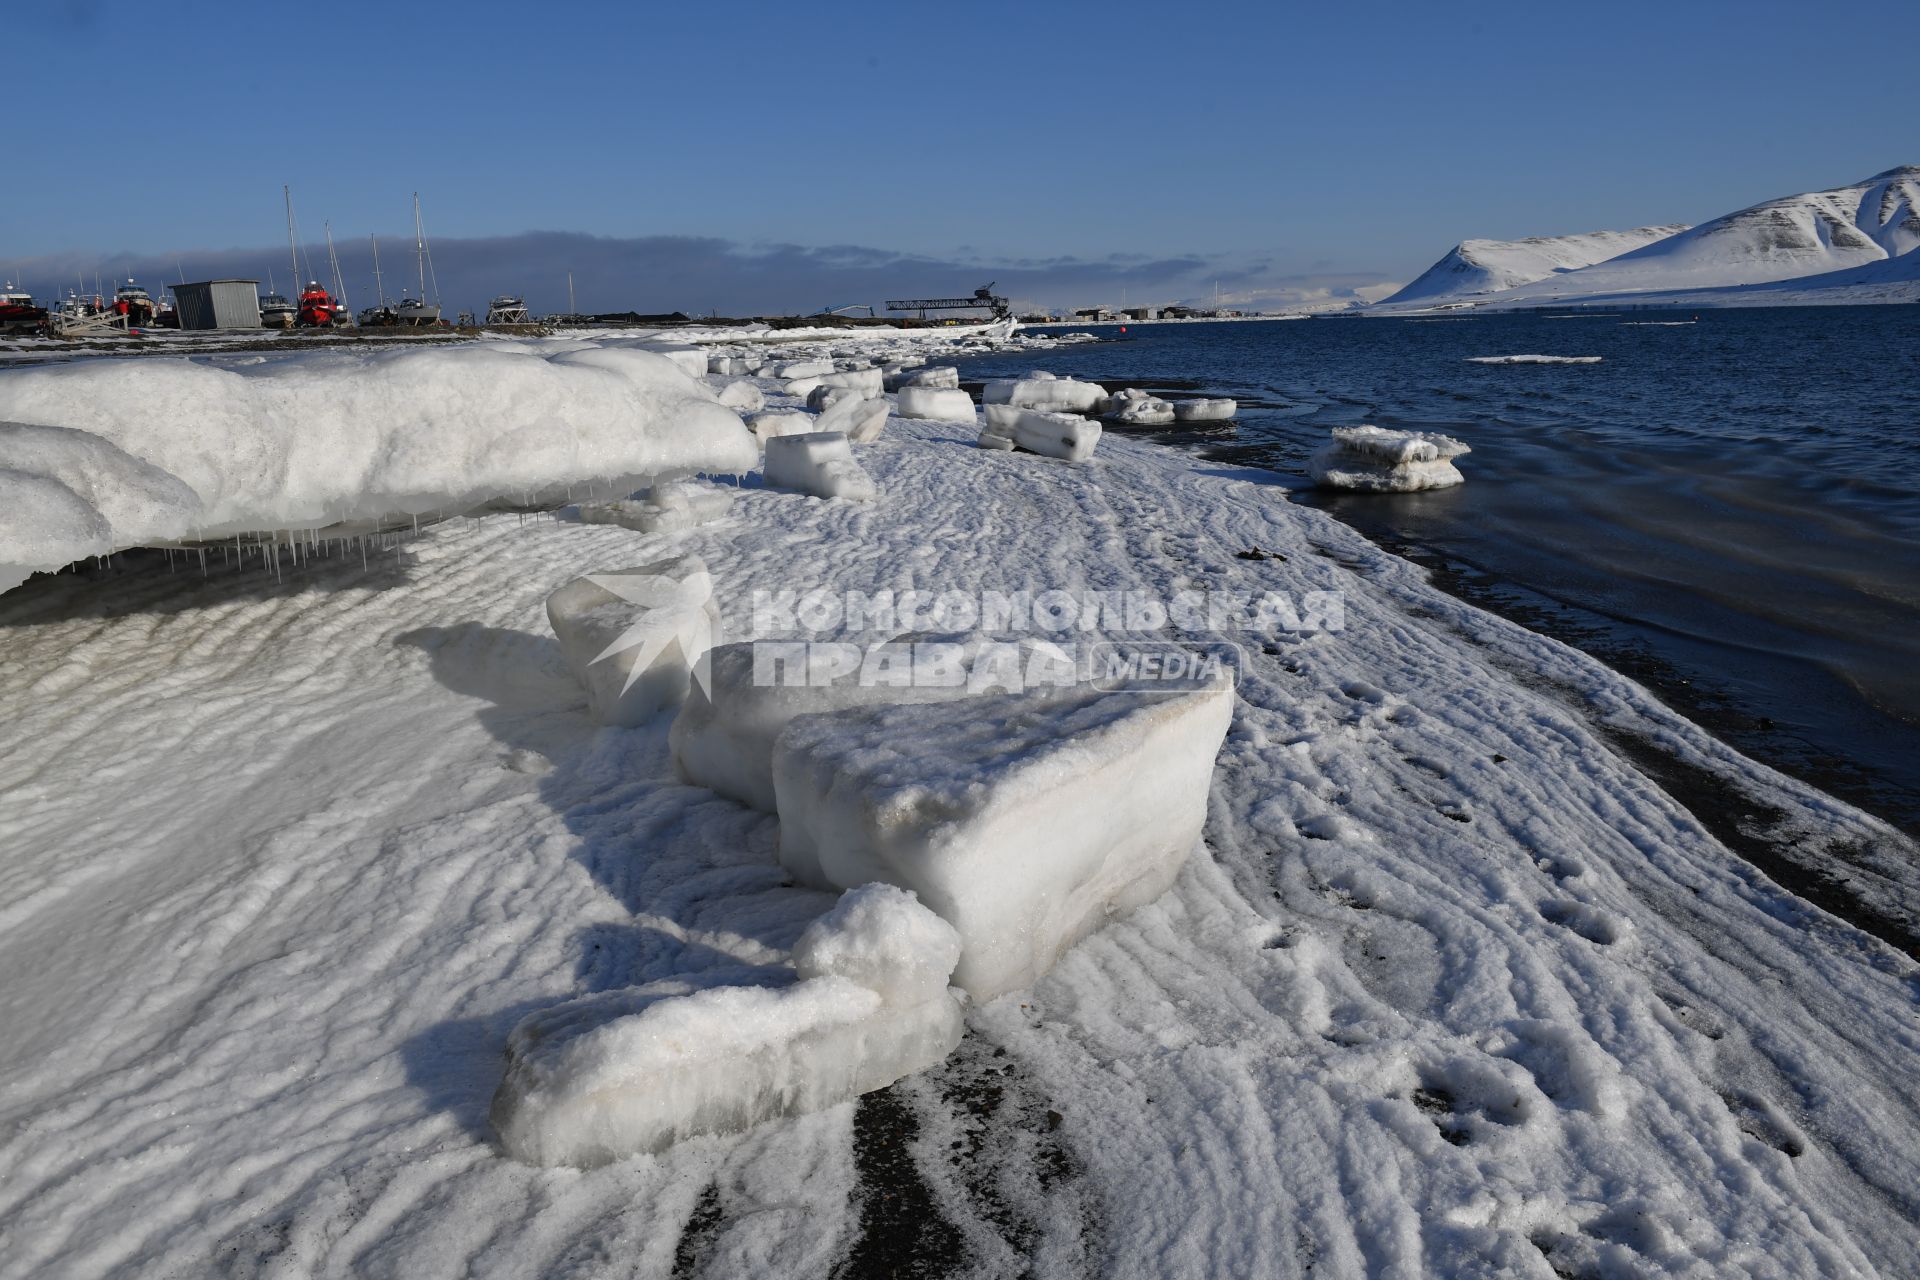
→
(393, 193, 442, 326)
(259, 293, 297, 328)
(393, 296, 440, 326)
(485, 295, 531, 325)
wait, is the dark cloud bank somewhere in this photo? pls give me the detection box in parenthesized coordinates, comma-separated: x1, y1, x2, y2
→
(13, 231, 1394, 318)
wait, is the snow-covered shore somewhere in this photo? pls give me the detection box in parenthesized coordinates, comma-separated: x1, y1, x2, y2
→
(1, 332, 1918, 1276)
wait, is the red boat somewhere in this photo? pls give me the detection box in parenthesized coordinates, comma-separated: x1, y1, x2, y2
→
(0, 283, 48, 334)
(295, 281, 338, 327)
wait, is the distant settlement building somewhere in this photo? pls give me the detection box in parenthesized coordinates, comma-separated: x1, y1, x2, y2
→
(170, 279, 262, 330)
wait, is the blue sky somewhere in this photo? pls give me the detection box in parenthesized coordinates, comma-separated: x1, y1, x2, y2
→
(6, 0, 1914, 314)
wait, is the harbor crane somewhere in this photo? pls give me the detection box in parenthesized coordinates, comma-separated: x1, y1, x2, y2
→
(884, 282, 1011, 321)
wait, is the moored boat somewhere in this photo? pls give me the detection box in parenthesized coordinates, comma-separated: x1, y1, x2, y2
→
(485, 295, 531, 325)
(296, 282, 339, 327)
(113, 279, 156, 326)
(260, 293, 297, 328)
(0, 283, 48, 334)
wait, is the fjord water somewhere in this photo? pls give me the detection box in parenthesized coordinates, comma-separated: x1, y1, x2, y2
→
(959, 308, 1920, 833)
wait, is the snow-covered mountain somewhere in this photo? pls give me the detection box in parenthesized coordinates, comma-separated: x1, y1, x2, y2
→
(1382, 225, 1688, 305)
(1378, 165, 1920, 310)
(1502, 166, 1920, 302)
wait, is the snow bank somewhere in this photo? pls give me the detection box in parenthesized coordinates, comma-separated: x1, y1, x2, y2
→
(1466, 354, 1603, 365)
(775, 680, 1234, 1000)
(980, 404, 1101, 461)
(1309, 425, 1471, 492)
(981, 374, 1105, 413)
(895, 387, 977, 422)
(0, 343, 757, 593)
(545, 554, 721, 727)
(1173, 398, 1236, 422)
(573, 479, 734, 535)
(491, 884, 964, 1166)
(671, 636, 1075, 812)
(763, 431, 877, 501)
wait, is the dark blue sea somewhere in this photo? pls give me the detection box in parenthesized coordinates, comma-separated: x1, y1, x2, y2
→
(951, 308, 1920, 835)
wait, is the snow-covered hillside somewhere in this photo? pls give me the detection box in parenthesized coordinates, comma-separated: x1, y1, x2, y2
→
(1378, 165, 1920, 310)
(1503, 166, 1920, 301)
(1382, 225, 1687, 305)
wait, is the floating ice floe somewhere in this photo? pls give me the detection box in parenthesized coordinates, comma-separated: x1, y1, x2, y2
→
(981, 374, 1105, 413)
(670, 635, 1077, 813)
(895, 386, 977, 422)
(763, 431, 877, 501)
(546, 554, 721, 727)
(1105, 388, 1176, 426)
(775, 359, 835, 379)
(491, 883, 965, 1166)
(775, 680, 1235, 1000)
(815, 393, 890, 443)
(573, 479, 734, 535)
(714, 380, 765, 413)
(980, 404, 1101, 461)
(1465, 354, 1603, 365)
(0, 343, 757, 595)
(1309, 425, 1471, 492)
(1173, 398, 1237, 422)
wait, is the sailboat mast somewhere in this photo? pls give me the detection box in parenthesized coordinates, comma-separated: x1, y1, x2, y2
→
(371, 235, 384, 307)
(325, 221, 349, 313)
(568, 271, 575, 314)
(413, 193, 427, 302)
(284, 185, 300, 290)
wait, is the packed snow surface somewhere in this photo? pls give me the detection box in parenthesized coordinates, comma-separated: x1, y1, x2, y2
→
(0, 339, 758, 593)
(776, 681, 1234, 1000)
(492, 884, 963, 1167)
(1, 328, 1918, 1276)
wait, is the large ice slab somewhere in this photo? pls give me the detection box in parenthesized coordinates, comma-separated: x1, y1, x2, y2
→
(895, 387, 977, 422)
(1173, 398, 1236, 422)
(492, 884, 964, 1166)
(1309, 425, 1471, 492)
(747, 411, 815, 447)
(546, 554, 721, 727)
(573, 479, 734, 535)
(774, 680, 1235, 1000)
(981, 374, 1105, 413)
(980, 404, 1101, 461)
(0, 342, 757, 594)
(714, 379, 765, 413)
(671, 636, 1077, 813)
(1105, 388, 1176, 426)
(763, 431, 877, 500)
(815, 393, 890, 444)
(884, 365, 959, 392)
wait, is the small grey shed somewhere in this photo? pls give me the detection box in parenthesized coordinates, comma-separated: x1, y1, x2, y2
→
(170, 280, 262, 330)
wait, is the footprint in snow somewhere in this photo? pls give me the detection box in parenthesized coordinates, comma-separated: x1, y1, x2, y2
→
(1538, 899, 1629, 946)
